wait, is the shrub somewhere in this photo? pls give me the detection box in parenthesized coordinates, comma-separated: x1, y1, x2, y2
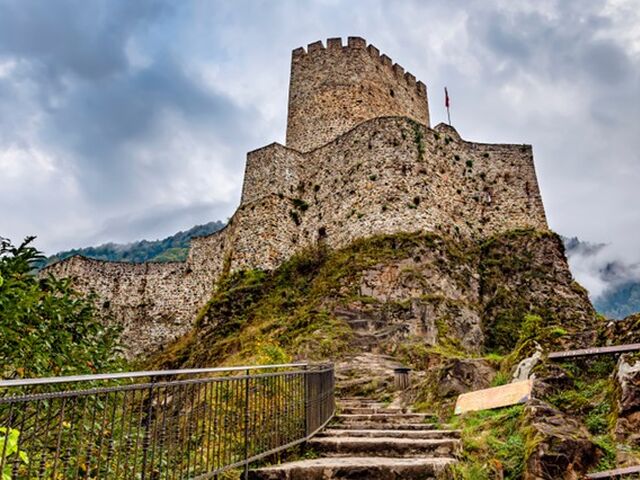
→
(0, 237, 124, 379)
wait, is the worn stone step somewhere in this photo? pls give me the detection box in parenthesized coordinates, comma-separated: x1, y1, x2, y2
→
(339, 397, 386, 403)
(333, 421, 442, 430)
(248, 456, 456, 479)
(340, 407, 403, 414)
(338, 403, 388, 408)
(320, 428, 461, 439)
(336, 413, 436, 425)
(307, 436, 461, 458)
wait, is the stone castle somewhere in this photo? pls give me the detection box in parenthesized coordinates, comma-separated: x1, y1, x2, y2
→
(47, 37, 548, 357)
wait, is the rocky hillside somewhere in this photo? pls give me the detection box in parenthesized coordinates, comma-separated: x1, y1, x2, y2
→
(149, 228, 599, 371)
(143, 228, 640, 479)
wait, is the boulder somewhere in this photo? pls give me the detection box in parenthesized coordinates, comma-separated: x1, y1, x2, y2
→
(614, 353, 640, 445)
(524, 400, 601, 480)
(436, 358, 495, 398)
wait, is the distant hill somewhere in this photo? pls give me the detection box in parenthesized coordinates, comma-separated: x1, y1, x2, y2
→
(45, 221, 225, 266)
(563, 236, 640, 319)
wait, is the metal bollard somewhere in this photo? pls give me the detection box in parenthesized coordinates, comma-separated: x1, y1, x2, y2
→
(393, 366, 411, 390)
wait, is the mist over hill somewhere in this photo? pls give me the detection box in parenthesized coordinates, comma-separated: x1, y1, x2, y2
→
(563, 236, 640, 319)
(45, 221, 225, 266)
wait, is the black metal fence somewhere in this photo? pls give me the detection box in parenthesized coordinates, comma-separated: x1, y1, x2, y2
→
(0, 363, 335, 479)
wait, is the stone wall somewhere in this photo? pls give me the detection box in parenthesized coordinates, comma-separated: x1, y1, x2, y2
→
(228, 117, 547, 263)
(44, 256, 211, 358)
(286, 37, 429, 152)
(46, 38, 551, 358)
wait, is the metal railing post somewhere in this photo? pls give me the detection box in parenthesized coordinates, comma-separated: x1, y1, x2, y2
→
(244, 368, 250, 480)
(303, 364, 309, 438)
(140, 377, 156, 480)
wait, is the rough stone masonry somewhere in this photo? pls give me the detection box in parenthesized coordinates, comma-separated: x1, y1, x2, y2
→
(46, 37, 549, 358)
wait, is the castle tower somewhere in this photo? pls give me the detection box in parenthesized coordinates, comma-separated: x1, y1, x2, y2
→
(285, 37, 430, 152)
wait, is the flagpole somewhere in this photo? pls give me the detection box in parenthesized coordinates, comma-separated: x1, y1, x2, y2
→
(445, 87, 451, 126)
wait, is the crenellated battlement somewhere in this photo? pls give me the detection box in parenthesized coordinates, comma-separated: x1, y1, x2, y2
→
(290, 37, 426, 98)
(286, 37, 430, 152)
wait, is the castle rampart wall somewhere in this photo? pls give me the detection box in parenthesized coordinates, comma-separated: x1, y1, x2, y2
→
(286, 37, 429, 152)
(240, 117, 547, 260)
(44, 255, 212, 358)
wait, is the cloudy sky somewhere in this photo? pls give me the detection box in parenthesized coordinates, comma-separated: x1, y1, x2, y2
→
(0, 0, 638, 293)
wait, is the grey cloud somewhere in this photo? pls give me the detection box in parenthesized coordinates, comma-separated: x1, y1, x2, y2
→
(0, 0, 171, 81)
(42, 57, 256, 204)
(83, 202, 232, 247)
(0, 0, 638, 297)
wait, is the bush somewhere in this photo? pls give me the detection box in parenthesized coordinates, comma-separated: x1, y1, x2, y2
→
(0, 237, 124, 378)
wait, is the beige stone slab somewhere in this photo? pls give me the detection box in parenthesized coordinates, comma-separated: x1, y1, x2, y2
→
(454, 380, 533, 415)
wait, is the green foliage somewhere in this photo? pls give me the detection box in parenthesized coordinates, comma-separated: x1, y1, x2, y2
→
(0, 428, 29, 479)
(0, 237, 124, 378)
(452, 406, 526, 480)
(593, 434, 617, 471)
(410, 120, 425, 161)
(43, 220, 225, 267)
(491, 371, 510, 387)
(151, 247, 189, 262)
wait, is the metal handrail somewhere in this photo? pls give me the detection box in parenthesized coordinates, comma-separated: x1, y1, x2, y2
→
(0, 362, 309, 387)
(0, 362, 335, 479)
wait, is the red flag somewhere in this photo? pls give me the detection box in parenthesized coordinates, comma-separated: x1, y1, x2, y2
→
(445, 87, 450, 108)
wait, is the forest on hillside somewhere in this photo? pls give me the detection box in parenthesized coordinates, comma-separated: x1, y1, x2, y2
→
(43, 220, 225, 267)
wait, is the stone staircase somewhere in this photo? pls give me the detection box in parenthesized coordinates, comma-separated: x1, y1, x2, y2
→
(249, 398, 460, 479)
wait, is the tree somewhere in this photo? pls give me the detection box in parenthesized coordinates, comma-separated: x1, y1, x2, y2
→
(0, 237, 123, 379)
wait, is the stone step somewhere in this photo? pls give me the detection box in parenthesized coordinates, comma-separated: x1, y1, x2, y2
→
(336, 413, 436, 425)
(333, 421, 442, 430)
(340, 407, 403, 414)
(339, 397, 386, 403)
(307, 436, 461, 458)
(320, 428, 462, 439)
(248, 456, 456, 479)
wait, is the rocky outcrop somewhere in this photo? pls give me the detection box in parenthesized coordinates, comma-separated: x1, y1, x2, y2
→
(524, 400, 601, 480)
(436, 359, 496, 399)
(614, 353, 640, 445)
(480, 231, 598, 354)
(150, 229, 601, 375)
(599, 313, 640, 345)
